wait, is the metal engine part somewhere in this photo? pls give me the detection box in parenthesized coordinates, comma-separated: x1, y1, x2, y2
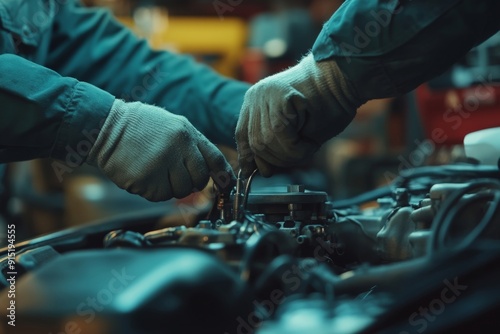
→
(1, 164, 500, 334)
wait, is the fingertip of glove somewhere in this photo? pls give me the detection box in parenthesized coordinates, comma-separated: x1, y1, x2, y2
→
(240, 162, 257, 179)
(255, 156, 274, 178)
(213, 166, 237, 193)
(236, 149, 251, 172)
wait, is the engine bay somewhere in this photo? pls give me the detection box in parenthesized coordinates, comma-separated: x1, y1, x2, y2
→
(2, 163, 500, 334)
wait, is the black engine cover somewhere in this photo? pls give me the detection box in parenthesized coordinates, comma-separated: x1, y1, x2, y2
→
(0, 248, 251, 334)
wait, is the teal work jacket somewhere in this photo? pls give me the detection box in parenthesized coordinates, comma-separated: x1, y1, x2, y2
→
(0, 0, 250, 163)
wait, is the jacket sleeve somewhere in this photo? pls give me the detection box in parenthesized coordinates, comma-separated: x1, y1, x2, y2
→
(312, 0, 500, 100)
(45, 0, 250, 148)
(0, 54, 114, 163)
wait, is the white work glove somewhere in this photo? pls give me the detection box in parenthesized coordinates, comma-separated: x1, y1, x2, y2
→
(86, 100, 235, 201)
(236, 53, 365, 178)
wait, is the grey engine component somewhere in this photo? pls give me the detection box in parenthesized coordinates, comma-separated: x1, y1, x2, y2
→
(1, 164, 500, 334)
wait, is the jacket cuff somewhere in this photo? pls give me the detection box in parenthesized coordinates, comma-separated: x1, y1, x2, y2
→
(51, 81, 114, 164)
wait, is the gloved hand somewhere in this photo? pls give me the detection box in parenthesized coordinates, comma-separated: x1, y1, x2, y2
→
(86, 99, 235, 201)
(235, 53, 365, 178)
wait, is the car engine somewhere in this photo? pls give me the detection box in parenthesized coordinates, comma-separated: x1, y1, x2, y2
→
(1, 163, 500, 334)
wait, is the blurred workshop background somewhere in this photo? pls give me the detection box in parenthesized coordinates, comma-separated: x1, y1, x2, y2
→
(2, 0, 500, 245)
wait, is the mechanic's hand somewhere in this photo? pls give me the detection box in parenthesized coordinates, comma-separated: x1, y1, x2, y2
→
(86, 100, 235, 201)
(236, 53, 365, 178)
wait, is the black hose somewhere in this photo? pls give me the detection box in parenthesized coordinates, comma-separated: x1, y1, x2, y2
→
(333, 164, 500, 209)
(396, 164, 500, 187)
(240, 230, 297, 282)
(332, 185, 393, 209)
(429, 179, 500, 253)
(437, 192, 490, 247)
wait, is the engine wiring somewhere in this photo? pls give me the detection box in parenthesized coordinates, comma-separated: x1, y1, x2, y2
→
(429, 179, 500, 253)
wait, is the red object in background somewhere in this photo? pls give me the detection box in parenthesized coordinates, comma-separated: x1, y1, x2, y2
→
(241, 49, 295, 84)
(241, 49, 266, 84)
(415, 83, 500, 146)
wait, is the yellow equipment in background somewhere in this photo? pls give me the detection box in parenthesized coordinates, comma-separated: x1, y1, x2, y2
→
(117, 11, 248, 78)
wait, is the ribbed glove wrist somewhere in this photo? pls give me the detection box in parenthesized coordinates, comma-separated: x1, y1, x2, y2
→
(236, 52, 366, 177)
(287, 53, 364, 143)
